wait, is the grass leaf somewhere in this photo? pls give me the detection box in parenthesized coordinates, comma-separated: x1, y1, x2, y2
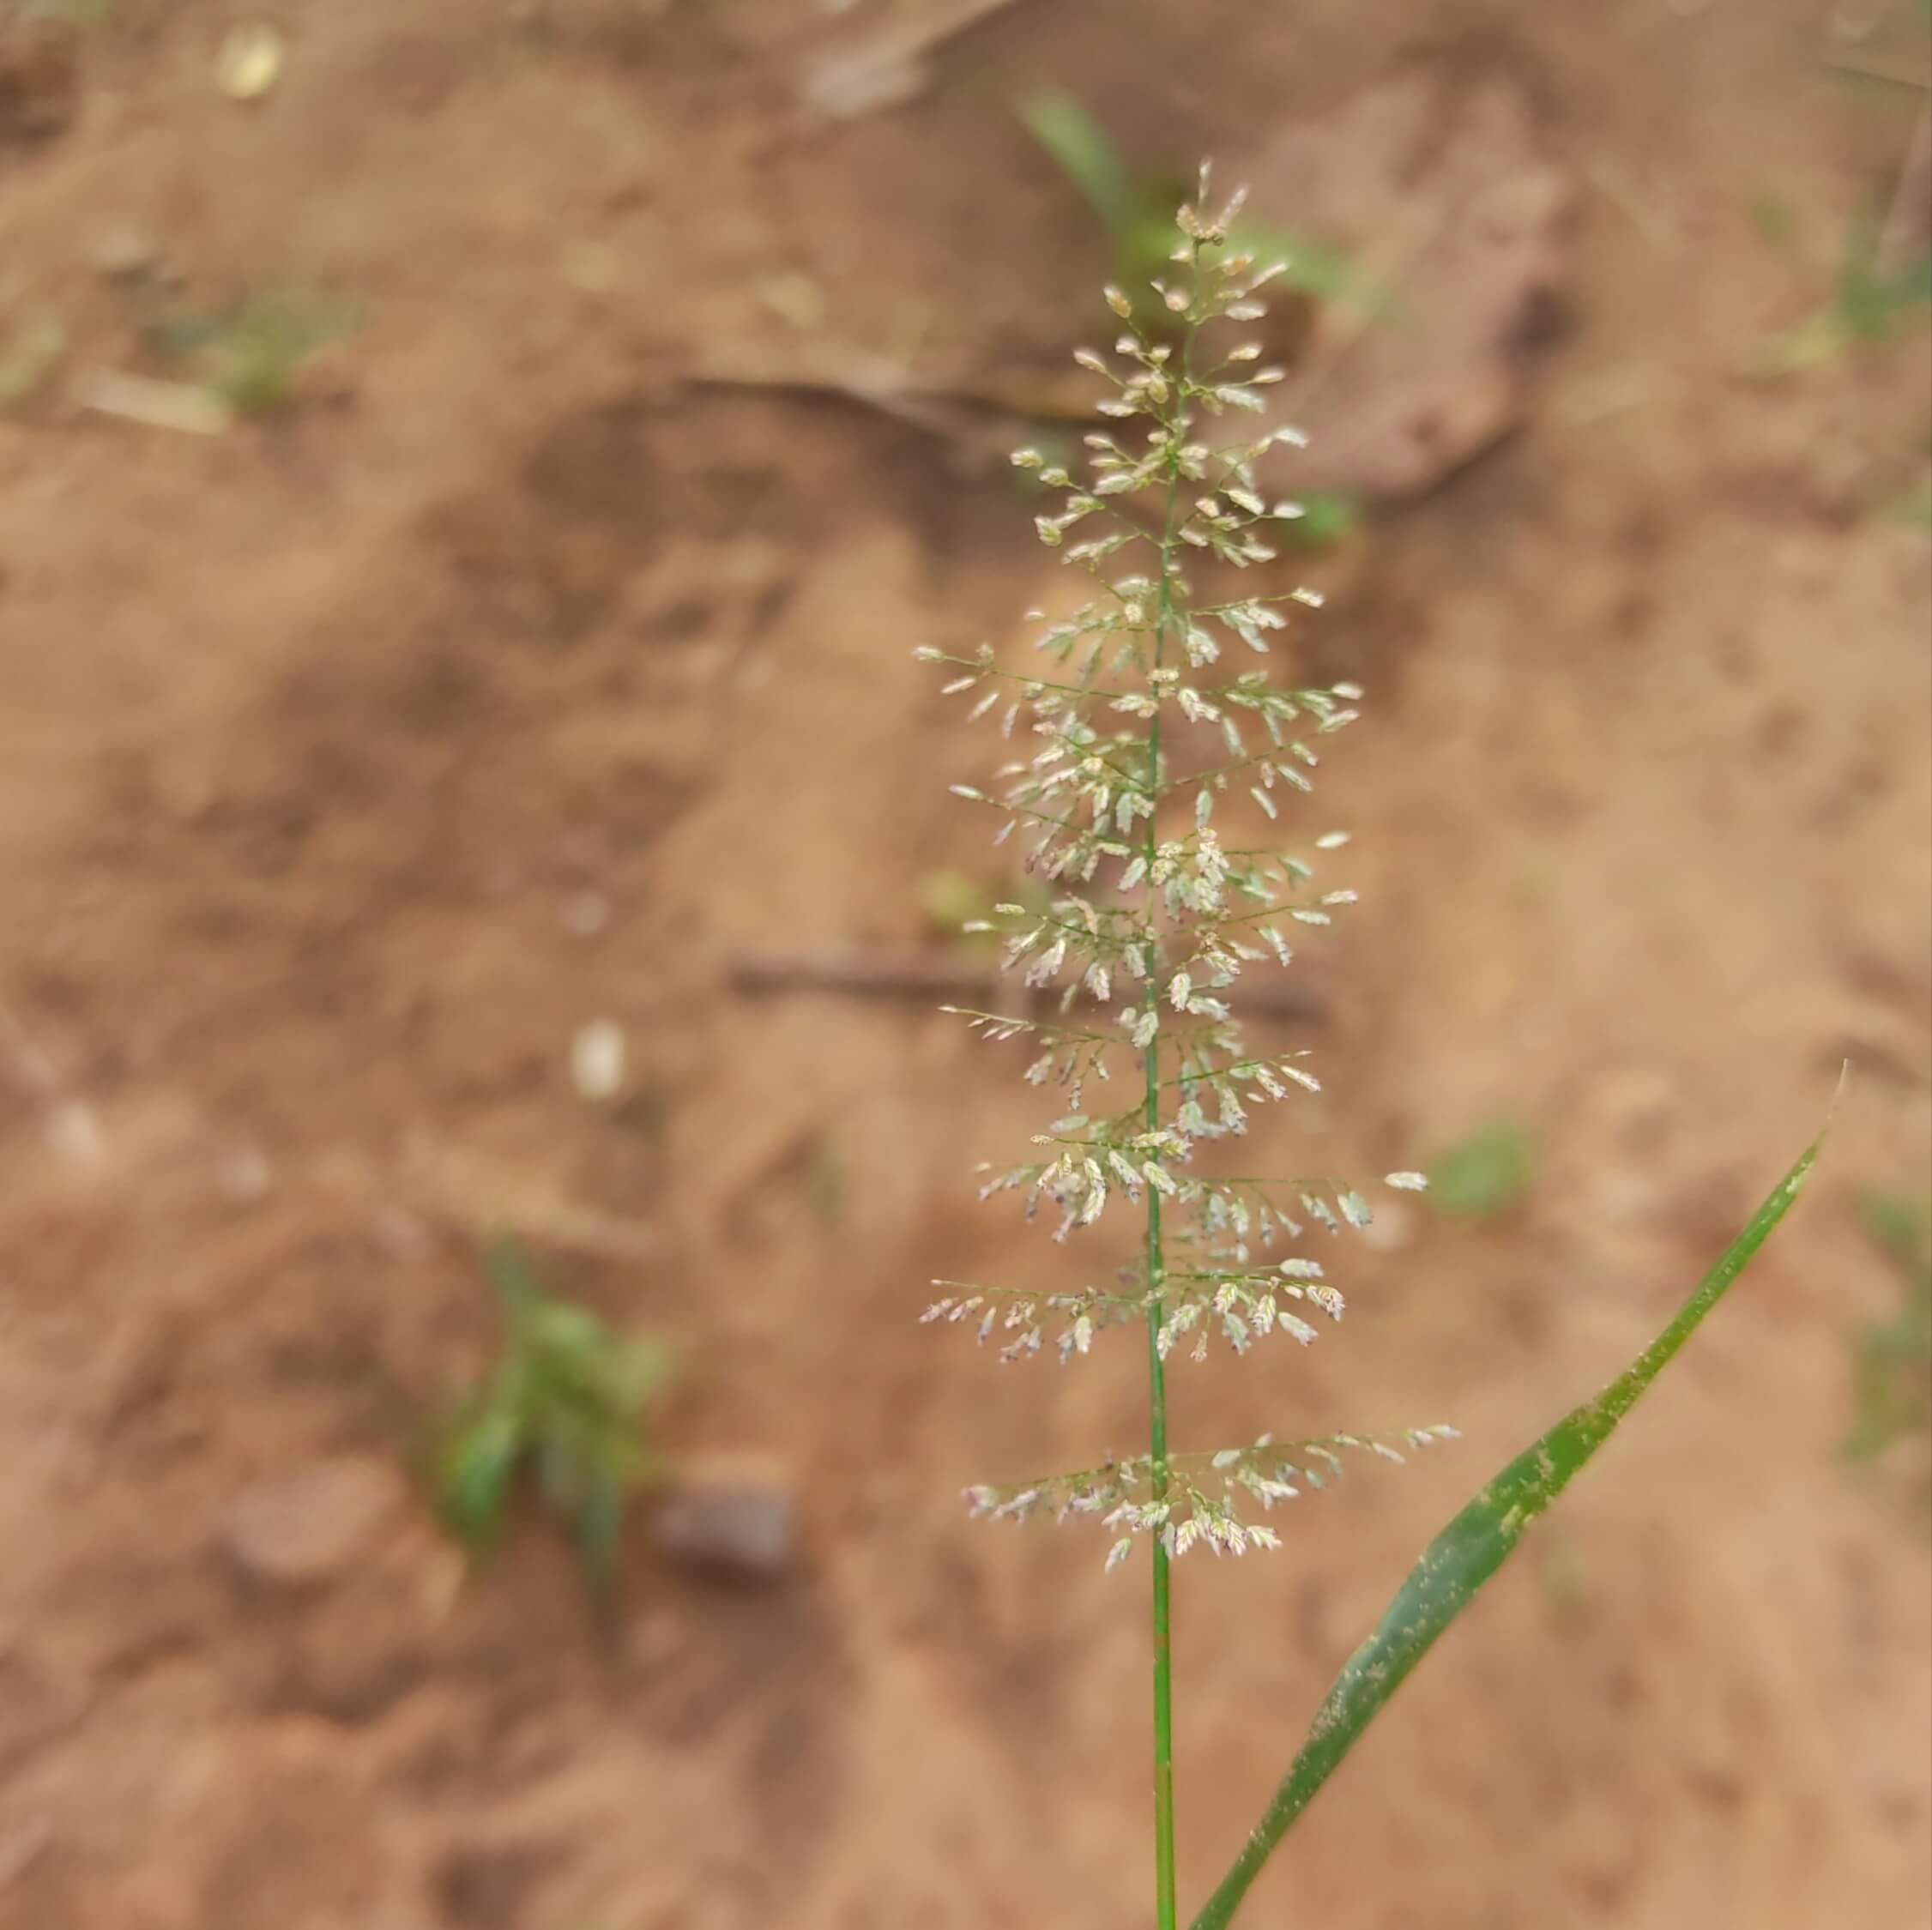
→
(1428, 1116, 1534, 1221)
(1190, 1107, 1829, 1929)
(1017, 89, 1143, 241)
(1225, 218, 1376, 310)
(1843, 1188, 1932, 1465)
(435, 1404, 524, 1552)
(482, 1231, 544, 1318)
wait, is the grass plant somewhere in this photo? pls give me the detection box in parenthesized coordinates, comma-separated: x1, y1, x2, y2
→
(432, 1236, 674, 1592)
(916, 171, 1825, 1927)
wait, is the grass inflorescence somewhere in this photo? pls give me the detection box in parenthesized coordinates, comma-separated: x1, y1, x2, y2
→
(919, 169, 1448, 1927)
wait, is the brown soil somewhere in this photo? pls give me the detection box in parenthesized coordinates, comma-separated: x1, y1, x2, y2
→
(0, 3, 1927, 1927)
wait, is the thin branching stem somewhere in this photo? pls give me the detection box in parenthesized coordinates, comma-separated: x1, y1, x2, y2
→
(1144, 238, 1203, 1930)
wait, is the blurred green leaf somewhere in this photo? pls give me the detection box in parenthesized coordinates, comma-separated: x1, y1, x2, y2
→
(1227, 217, 1375, 310)
(429, 1237, 674, 1591)
(919, 868, 995, 940)
(612, 1331, 679, 1408)
(1884, 472, 1932, 530)
(1018, 89, 1143, 240)
(1279, 490, 1359, 550)
(1844, 1188, 1932, 1465)
(1191, 1115, 1826, 1929)
(917, 868, 1051, 950)
(1017, 91, 1377, 316)
(1428, 1117, 1534, 1221)
(1760, 307, 1855, 373)
(208, 288, 357, 415)
(528, 1297, 611, 1366)
(143, 286, 358, 415)
(1760, 201, 1932, 372)
(806, 1134, 847, 1227)
(20, 0, 114, 21)
(0, 317, 64, 406)
(1861, 1188, 1932, 1269)
(436, 1405, 523, 1551)
(1750, 192, 1798, 249)
(576, 1470, 630, 1589)
(482, 1232, 544, 1318)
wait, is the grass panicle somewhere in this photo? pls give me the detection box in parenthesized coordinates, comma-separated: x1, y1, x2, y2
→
(920, 168, 1447, 1926)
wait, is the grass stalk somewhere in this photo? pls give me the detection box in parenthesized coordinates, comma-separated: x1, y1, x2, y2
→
(1144, 271, 1194, 1926)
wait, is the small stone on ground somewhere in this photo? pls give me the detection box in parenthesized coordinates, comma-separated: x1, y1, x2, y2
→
(652, 1453, 795, 1583)
(224, 1455, 407, 1589)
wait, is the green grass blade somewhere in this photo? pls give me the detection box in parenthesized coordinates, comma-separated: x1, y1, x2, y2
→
(1191, 1110, 1829, 1930)
(435, 1404, 523, 1554)
(575, 1469, 630, 1593)
(1226, 218, 1377, 311)
(1017, 90, 1143, 241)
(481, 1232, 544, 1319)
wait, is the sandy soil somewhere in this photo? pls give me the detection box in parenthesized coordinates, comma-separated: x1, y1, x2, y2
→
(0, 3, 1927, 1927)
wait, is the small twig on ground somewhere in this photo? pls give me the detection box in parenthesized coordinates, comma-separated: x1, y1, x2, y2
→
(680, 366, 996, 443)
(677, 365, 1094, 481)
(74, 370, 231, 436)
(727, 950, 1327, 1022)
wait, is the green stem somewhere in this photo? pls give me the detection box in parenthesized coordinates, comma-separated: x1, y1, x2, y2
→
(1144, 258, 1198, 1930)
(1144, 665, 1177, 1930)
(1144, 781, 1176, 1930)
(1147, 1207, 1176, 1930)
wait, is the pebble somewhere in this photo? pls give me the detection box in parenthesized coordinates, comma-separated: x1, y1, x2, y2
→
(1358, 1197, 1416, 1253)
(223, 1455, 406, 1589)
(755, 272, 826, 333)
(561, 890, 610, 938)
(42, 1099, 104, 1175)
(88, 224, 162, 283)
(651, 1453, 795, 1583)
(570, 1018, 627, 1101)
(215, 23, 284, 102)
(215, 1144, 273, 1204)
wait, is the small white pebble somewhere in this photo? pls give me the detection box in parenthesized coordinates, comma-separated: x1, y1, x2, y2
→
(571, 1020, 627, 1101)
(562, 891, 611, 938)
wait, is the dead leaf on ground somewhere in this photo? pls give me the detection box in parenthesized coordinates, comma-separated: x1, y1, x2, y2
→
(1243, 57, 1575, 500)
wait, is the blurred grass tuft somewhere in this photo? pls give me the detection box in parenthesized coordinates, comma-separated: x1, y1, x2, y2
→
(1427, 1117, 1535, 1222)
(430, 1236, 676, 1594)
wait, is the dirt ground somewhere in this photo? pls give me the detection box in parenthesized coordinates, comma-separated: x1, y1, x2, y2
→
(1, 3, 1929, 1927)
